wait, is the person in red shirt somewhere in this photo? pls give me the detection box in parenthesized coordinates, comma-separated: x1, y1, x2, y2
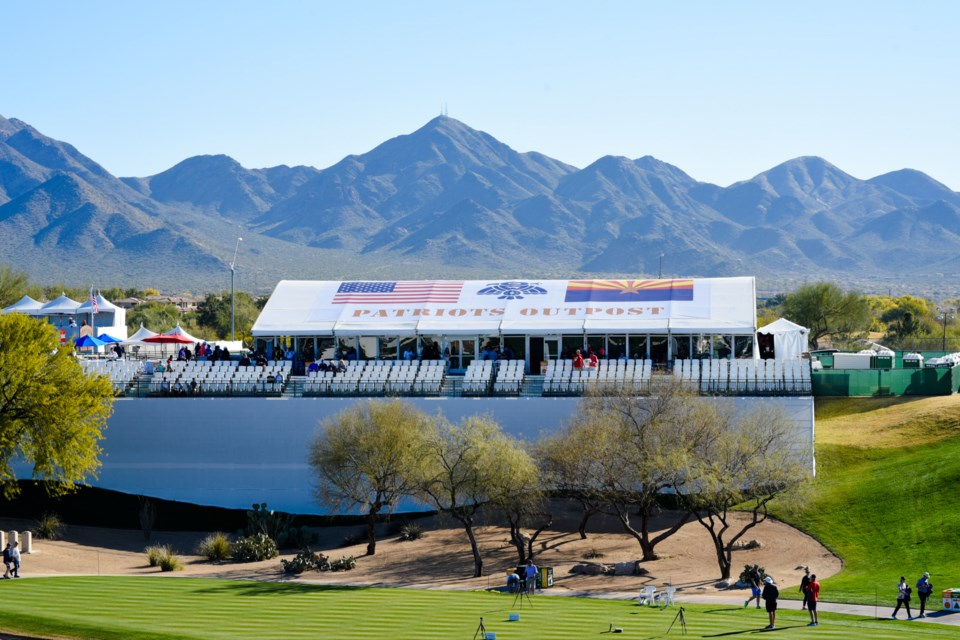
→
(573, 350, 584, 370)
(805, 574, 821, 626)
(588, 352, 599, 368)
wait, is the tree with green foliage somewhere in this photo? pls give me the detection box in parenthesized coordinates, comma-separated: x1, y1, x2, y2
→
(538, 423, 608, 540)
(780, 282, 872, 348)
(0, 314, 114, 497)
(309, 400, 430, 556)
(191, 291, 263, 340)
(0, 265, 30, 308)
(414, 415, 527, 577)
(127, 302, 182, 334)
(480, 440, 545, 564)
(678, 404, 811, 580)
(560, 381, 716, 561)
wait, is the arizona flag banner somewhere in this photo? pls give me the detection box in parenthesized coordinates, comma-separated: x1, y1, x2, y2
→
(564, 279, 694, 303)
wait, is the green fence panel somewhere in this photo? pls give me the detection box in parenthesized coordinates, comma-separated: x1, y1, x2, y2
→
(812, 365, 956, 397)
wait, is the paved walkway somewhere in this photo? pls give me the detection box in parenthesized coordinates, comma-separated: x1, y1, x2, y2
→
(577, 590, 960, 627)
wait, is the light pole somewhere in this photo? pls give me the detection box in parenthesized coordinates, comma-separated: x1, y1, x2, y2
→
(230, 236, 243, 341)
(937, 306, 955, 352)
(658, 252, 664, 279)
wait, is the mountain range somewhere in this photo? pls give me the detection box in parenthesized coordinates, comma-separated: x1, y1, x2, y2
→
(2, 113, 958, 294)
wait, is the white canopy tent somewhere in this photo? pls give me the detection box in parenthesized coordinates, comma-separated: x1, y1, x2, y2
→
(757, 318, 809, 360)
(1, 295, 44, 315)
(124, 324, 158, 344)
(253, 277, 758, 338)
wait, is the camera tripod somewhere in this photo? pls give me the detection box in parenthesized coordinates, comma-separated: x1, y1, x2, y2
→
(666, 606, 687, 636)
(512, 577, 534, 609)
(472, 616, 488, 640)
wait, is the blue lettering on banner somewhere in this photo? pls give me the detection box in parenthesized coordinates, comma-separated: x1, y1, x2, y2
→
(476, 281, 548, 300)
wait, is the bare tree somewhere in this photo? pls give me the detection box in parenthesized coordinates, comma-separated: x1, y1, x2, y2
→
(679, 404, 812, 580)
(308, 399, 429, 556)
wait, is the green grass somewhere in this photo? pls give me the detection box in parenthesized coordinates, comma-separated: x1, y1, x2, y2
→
(0, 577, 951, 640)
(775, 397, 960, 605)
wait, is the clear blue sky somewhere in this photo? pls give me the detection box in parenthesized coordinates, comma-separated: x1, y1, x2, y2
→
(4, 1, 959, 189)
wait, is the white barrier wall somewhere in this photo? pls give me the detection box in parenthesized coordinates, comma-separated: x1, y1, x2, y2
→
(19, 396, 814, 515)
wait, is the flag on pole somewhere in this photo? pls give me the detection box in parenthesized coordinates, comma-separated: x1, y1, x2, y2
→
(91, 288, 99, 313)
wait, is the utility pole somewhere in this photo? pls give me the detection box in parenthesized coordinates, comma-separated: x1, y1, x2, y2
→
(230, 236, 242, 341)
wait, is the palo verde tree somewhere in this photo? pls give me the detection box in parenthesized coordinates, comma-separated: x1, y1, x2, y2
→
(0, 314, 114, 497)
(571, 380, 720, 561)
(780, 282, 872, 349)
(678, 403, 811, 580)
(0, 265, 30, 308)
(484, 441, 548, 565)
(308, 399, 429, 556)
(414, 415, 527, 577)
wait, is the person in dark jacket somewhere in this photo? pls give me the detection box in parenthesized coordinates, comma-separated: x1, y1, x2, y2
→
(761, 576, 779, 630)
(916, 572, 932, 618)
(799, 566, 811, 610)
(892, 576, 912, 619)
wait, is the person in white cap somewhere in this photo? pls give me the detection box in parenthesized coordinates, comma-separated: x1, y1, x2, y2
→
(916, 572, 933, 618)
(761, 575, 779, 630)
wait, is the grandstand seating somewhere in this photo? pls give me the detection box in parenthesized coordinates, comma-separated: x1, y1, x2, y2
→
(302, 360, 447, 396)
(543, 358, 652, 394)
(79, 359, 144, 393)
(493, 359, 524, 394)
(462, 360, 494, 394)
(673, 358, 811, 394)
(146, 360, 291, 396)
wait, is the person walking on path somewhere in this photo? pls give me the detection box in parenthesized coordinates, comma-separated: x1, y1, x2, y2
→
(744, 564, 763, 609)
(892, 576, 913, 619)
(1, 543, 11, 579)
(916, 572, 933, 618)
(9, 541, 20, 578)
(761, 576, 780, 630)
(799, 567, 811, 610)
(805, 574, 821, 626)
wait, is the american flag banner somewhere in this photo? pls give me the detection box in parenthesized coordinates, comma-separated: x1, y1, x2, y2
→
(91, 289, 99, 313)
(332, 281, 464, 304)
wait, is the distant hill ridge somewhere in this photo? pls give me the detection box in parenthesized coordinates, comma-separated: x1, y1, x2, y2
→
(1, 113, 958, 292)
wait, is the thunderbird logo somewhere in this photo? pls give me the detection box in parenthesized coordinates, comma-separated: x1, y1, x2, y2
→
(476, 281, 547, 300)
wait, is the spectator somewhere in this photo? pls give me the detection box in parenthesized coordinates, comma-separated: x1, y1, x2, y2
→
(523, 559, 539, 594)
(892, 576, 912, 619)
(805, 573, 820, 626)
(916, 572, 933, 618)
(800, 566, 811, 610)
(761, 576, 779, 630)
(9, 542, 20, 578)
(745, 564, 762, 609)
(573, 350, 584, 370)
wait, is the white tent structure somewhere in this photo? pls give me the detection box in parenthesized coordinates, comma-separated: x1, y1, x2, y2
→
(164, 324, 203, 344)
(77, 292, 128, 340)
(38, 294, 82, 315)
(124, 324, 158, 345)
(757, 318, 809, 360)
(1, 295, 44, 315)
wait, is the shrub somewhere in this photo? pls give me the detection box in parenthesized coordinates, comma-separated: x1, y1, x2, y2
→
(330, 555, 357, 572)
(159, 551, 183, 572)
(145, 544, 169, 567)
(281, 548, 328, 575)
(230, 533, 279, 563)
(34, 512, 64, 540)
(196, 532, 231, 562)
(583, 548, 605, 559)
(397, 522, 424, 542)
(244, 503, 294, 543)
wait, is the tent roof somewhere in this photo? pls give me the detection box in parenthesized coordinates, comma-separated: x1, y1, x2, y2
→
(38, 294, 82, 315)
(1, 295, 43, 314)
(164, 324, 203, 343)
(253, 277, 758, 337)
(124, 324, 158, 343)
(77, 292, 122, 313)
(757, 318, 809, 335)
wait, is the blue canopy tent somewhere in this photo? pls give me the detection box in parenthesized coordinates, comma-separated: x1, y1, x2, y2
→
(97, 334, 123, 343)
(74, 335, 106, 351)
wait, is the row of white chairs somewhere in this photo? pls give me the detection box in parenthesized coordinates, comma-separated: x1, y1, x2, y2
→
(302, 361, 445, 395)
(673, 359, 811, 393)
(543, 358, 653, 393)
(493, 360, 525, 393)
(80, 359, 144, 384)
(463, 361, 495, 394)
